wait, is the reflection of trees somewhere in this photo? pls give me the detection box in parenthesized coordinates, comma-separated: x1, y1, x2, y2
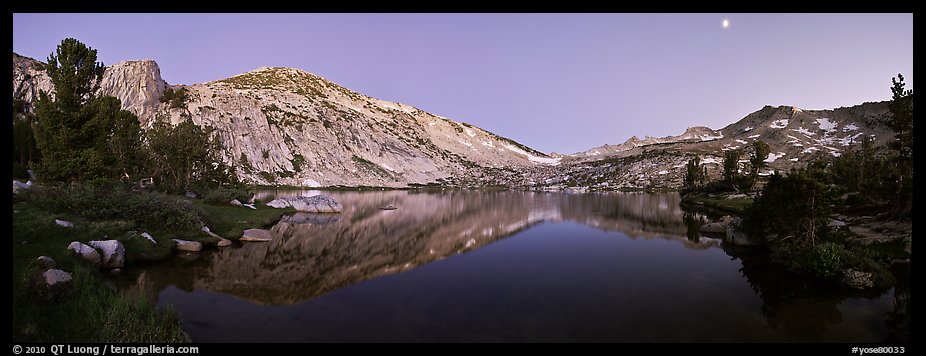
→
(725, 246, 843, 341)
(724, 246, 907, 342)
(683, 211, 709, 243)
(884, 265, 910, 342)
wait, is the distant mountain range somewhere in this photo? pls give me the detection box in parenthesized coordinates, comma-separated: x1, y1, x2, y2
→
(12, 52, 895, 189)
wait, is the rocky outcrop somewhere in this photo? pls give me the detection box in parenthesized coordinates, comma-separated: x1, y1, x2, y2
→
(240, 229, 272, 242)
(173, 239, 203, 252)
(267, 195, 342, 213)
(67, 241, 102, 266)
(12, 53, 53, 107)
(88, 240, 126, 269)
(99, 59, 167, 120)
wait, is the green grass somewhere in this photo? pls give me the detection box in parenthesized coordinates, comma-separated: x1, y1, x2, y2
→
(193, 200, 294, 239)
(12, 185, 301, 342)
(13, 202, 189, 342)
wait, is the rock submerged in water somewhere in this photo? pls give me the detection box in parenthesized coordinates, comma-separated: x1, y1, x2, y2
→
(67, 241, 102, 266)
(699, 222, 727, 234)
(842, 269, 874, 289)
(266, 195, 342, 213)
(88, 240, 126, 269)
(724, 218, 764, 246)
(173, 239, 203, 252)
(241, 229, 272, 242)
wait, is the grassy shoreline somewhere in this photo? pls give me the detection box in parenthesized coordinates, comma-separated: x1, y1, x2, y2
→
(12, 186, 294, 342)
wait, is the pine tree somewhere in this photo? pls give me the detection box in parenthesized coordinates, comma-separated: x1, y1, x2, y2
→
(749, 140, 771, 188)
(886, 73, 913, 215)
(33, 38, 143, 182)
(684, 156, 705, 188)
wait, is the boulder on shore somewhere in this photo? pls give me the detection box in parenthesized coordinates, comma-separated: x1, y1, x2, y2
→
(88, 240, 126, 269)
(173, 239, 203, 252)
(55, 219, 75, 228)
(241, 228, 272, 242)
(36, 256, 56, 269)
(67, 241, 102, 266)
(42, 269, 72, 286)
(230, 199, 243, 207)
(141, 232, 157, 244)
(216, 238, 232, 247)
(201, 226, 222, 238)
(13, 180, 32, 194)
(266, 195, 342, 213)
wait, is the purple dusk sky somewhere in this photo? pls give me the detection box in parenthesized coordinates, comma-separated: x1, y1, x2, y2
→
(13, 13, 913, 154)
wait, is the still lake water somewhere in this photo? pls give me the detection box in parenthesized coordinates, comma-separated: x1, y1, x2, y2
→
(114, 191, 909, 342)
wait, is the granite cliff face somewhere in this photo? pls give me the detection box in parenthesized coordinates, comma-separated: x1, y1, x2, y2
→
(12, 53, 556, 187)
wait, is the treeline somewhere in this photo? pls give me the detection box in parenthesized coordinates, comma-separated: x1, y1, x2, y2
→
(12, 38, 239, 194)
(682, 74, 913, 286)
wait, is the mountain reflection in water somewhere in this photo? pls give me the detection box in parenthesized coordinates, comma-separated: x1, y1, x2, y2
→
(121, 191, 712, 305)
(112, 191, 906, 342)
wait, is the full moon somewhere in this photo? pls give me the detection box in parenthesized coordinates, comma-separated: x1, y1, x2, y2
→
(722, 19, 730, 28)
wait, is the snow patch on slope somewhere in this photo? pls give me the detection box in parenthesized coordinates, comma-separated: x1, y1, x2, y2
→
(769, 119, 789, 129)
(504, 144, 561, 166)
(816, 118, 837, 132)
(765, 152, 786, 163)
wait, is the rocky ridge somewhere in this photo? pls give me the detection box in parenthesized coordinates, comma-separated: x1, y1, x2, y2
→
(12, 53, 557, 188)
(13, 52, 895, 189)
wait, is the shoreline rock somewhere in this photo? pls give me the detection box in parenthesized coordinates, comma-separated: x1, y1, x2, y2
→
(241, 228, 272, 242)
(266, 195, 342, 213)
(88, 240, 126, 269)
(173, 239, 203, 252)
(67, 241, 102, 266)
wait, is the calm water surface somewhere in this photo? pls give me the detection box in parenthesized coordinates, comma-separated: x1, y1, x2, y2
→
(113, 191, 909, 342)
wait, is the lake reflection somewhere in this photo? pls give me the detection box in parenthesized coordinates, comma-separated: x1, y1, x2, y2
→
(113, 191, 905, 342)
